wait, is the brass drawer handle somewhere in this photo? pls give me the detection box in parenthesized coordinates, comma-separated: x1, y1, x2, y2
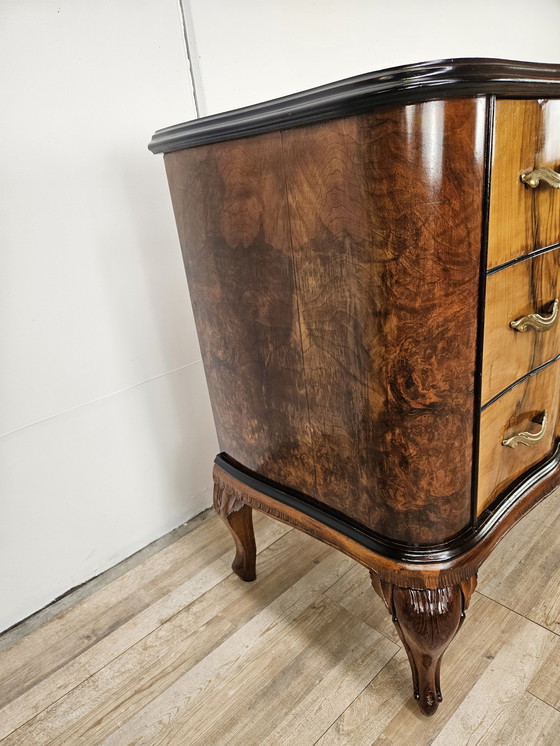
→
(510, 298, 559, 332)
(502, 411, 548, 448)
(521, 167, 560, 189)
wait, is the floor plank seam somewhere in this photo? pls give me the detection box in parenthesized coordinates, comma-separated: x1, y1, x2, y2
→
(3, 505, 558, 745)
(0, 565, 240, 735)
(525, 689, 560, 714)
(0, 509, 218, 652)
(475, 589, 559, 637)
(325, 595, 402, 648)
(0, 526, 315, 742)
(319, 563, 356, 597)
(0, 557, 235, 708)
(310, 647, 403, 746)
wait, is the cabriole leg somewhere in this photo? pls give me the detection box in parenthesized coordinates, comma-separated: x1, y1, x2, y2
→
(370, 571, 477, 715)
(213, 470, 256, 581)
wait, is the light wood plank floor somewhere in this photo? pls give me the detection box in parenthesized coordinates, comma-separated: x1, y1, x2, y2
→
(1, 489, 559, 745)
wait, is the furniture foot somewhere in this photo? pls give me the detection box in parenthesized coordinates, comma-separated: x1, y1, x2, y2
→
(213, 471, 256, 581)
(370, 571, 477, 715)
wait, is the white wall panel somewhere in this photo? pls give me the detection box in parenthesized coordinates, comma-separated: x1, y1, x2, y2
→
(0, 363, 218, 632)
(183, 0, 560, 116)
(0, 0, 214, 632)
(0, 0, 198, 436)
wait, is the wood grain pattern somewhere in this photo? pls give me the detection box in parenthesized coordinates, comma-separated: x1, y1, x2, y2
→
(132, 596, 395, 746)
(70, 556, 353, 746)
(150, 60, 560, 154)
(370, 572, 476, 715)
(478, 359, 560, 512)
(166, 98, 486, 547)
(2, 489, 558, 745)
(528, 635, 560, 710)
(488, 98, 560, 269)
(214, 455, 560, 591)
(281, 98, 486, 544)
(478, 474, 560, 636)
(0, 511, 290, 739)
(164, 133, 316, 495)
(482, 247, 560, 404)
(0, 524, 338, 745)
(213, 473, 256, 581)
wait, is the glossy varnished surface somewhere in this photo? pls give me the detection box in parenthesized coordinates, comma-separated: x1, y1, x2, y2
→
(153, 72, 560, 724)
(482, 247, 560, 404)
(213, 463, 559, 717)
(164, 132, 316, 496)
(282, 99, 486, 543)
(216, 443, 560, 589)
(371, 572, 475, 716)
(165, 98, 486, 545)
(478, 360, 560, 513)
(488, 99, 560, 269)
(149, 59, 560, 153)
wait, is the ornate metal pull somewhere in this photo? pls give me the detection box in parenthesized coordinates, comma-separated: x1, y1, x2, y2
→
(521, 167, 560, 188)
(502, 411, 548, 448)
(510, 298, 559, 332)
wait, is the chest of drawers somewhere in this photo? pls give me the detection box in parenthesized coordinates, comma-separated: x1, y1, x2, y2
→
(150, 59, 560, 716)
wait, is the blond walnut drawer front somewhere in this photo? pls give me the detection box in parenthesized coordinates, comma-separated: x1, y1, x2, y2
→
(478, 359, 560, 513)
(482, 247, 560, 404)
(488, 99, 560, 269)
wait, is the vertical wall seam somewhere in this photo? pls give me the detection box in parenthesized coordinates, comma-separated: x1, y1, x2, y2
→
(178, 0, 204, 118)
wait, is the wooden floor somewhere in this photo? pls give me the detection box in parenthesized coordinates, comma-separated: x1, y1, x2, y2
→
(1, 490, 559, 746)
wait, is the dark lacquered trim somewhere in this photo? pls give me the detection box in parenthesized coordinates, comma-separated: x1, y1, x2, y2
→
(487, 241, 560, 276)
(481, 354, 560, 411)
(150, 58, 560, 154)
(215, 439, 560, 565)
(471, 95, 495, 528)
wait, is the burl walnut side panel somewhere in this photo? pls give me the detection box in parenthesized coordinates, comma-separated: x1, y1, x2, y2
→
(282, 99, 486, 543)
(165, 97, 487, 545)
(164, 133, 316, 496)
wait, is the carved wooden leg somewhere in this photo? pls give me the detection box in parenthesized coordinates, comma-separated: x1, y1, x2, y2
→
(370, 571, 477, 716)
(213, 471, 256, 581)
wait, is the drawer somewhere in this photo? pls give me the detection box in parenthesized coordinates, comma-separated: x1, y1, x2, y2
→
(477, 359, 560, 513)
(482, 248, 560, 404)
(488, 99, 560, 270)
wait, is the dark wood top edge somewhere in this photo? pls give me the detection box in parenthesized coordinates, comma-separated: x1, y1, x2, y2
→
(216, 439, 560, 565)
(150, 58, 560, 153)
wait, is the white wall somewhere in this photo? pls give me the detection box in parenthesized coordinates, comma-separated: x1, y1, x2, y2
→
(5, 0, 560, 634)
(0, 0, 218, 632)
(182, 0, 560, 116)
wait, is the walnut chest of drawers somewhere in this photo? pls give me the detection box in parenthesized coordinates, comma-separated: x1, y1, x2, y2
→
(150, 59, 560, 716)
